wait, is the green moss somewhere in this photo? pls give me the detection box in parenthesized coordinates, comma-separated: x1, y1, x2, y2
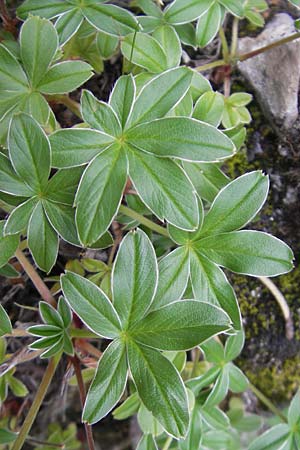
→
(245, 356, 300, 402)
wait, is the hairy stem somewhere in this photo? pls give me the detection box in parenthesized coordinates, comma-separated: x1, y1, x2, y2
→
(47, 95, 83, 119)
(219, 27, 230, 63)
(119, 205, 169, 237)
(249, 383, 287, 423)
(162, 436, 173, 450)
(71, 355, 95, 450)
(12, 356, 61, 450)
(15, 249, 56, 307)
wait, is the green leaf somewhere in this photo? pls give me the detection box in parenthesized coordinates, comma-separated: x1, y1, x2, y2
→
(81, 90, 121, 135)
(43, 200, 79, 246)
(196, 2, 223, 47)
(38, 61, 93, 94)
(136, 435, 158, 450)
(127, 67, 192, 128)
(0, 428, 17, 444)
(201, 338, 225, 364)
(152, 25, 182, 68)
(27, 324, 62, 337)
(0, 221, 19, 269)
(0, 264, 19, 278)
(113, 392, 141, 420)
(193, 91, 224, 127)
(83, 339, 128, 424)
(39, 301, 64, 328)
(75, 145, 127, 246)
(190, 251, 241, 330)
(127, 340, 189, 438)
(45, 167, 84, 205)
(249, 424, 291, 450)
(61, 271, 121, 339)
(0, 304, 12, 336)
(197, 231, 294, 277)
(201, 405, 230, 430)
(109, 74, 136, 129)
(40, 336, 64, 358)
(96, 31, 119, 59)
(55, 8, 83, 45)
(205, 366, 229, 407)
(113, 392, 140, 420)
(121, 32, 168, 73)
(0, 44, 28, 92)
(183, 161, 229, 203)
(83, 4, 139, 36)
(22, 92, 50, 125)
(20, 16, 58, 87)
(199, 171, 269, 236)
(151, 247, 189, 310)
(17, 0, 72, 20)
(228, 92, 252, 107)
(186, 366, 220, 395)
(288, 389, 300, 428)
(164, 0, 212, 25)
(126, 117, 235, 162)
(58, 296, 72, 328)
(50, 128, 114, 168)
(5, 198, 38, 235)
(190, 70, 212, 101)
(224, 330, 245, 361)
(174, 23, 196, 46)
(228, 363, 249, 393)
(8, 375, 28, 397)
(112, 229, 158, 329)
(127, 148, 198, 231)
(137, 403, 164, 436)
(28, 202, 58, 272)
(219, 0, 244, 17)
(0, 153, 33, 197)
(9, 113, 51, 193)
(131, 300, 231, 350)
(179, 403, 202, 450)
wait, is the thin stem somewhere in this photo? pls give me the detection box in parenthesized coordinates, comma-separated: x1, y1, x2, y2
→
(249, 383, 287, 423)
(47, 95, 83, 120)
(12, 356, 61, 450)
(26, 436, 64, 448)
(15, 249, 56, 307)
(162, 436, 173, 450)
(259, 277, 294, 340)
(75, 340, 102, 358)
(191, 347, 201, 378)
(71, 355, 95, 450)
(219, 27, 230, 63)
(230, 17, 239, 59)
(119, 205, 169, 237)
(239, 31, 300, 62)
(196, 31, 300, 72)
(196, 59, 226, 72)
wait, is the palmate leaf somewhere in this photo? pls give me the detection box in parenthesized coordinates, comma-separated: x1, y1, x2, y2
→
(0, 16, 92, 144)
(61, 228, 232, 436)
(164, 0, 212, 25)
(0, 221, 19, 269)
(196, 2, 223, 48)
(18, 0, 139, 44)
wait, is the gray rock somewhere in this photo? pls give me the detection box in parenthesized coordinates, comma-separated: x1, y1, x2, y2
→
(238, 13, 300, 131)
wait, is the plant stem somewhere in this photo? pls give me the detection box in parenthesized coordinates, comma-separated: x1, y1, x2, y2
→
(71, 329, 99, 339)
(12, 356, 61, 450)
(71, 355, 95, 450)
(48, 95, 83, 119)
(239, 31, 300, 62)
(259, 276, 294, 340)
(230, 17, 239, 58)
(196, 31, 300, 72)
(219, 27, 230, 63)
(162, 436, 173, 450)
(15, 249, 56, 307)
(249, 383, 287, 423)
(119, 205, 169, 237)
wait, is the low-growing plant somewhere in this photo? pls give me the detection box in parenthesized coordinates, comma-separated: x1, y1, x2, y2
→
(0, 0, 299, 449)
